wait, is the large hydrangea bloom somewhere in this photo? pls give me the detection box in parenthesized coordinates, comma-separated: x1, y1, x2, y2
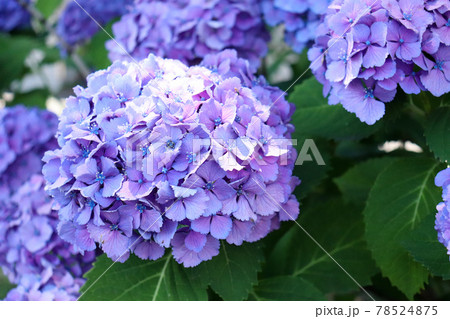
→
(43, 50, 300, 268)
(0, 106, 95, 301)
(106, 0, 269, 70)
(0, 0, 31, 32)
(57, 0, 132, 46)
(435, 168, 450, 260)
(309, 0, 450, 125)
(261, 0, 331, 53)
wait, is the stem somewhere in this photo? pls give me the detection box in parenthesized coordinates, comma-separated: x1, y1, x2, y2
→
(47, 0, 71, 28)
(407, 95, 426, 118)
(17, 0, 45, 33)
(71, 53, 91, 78)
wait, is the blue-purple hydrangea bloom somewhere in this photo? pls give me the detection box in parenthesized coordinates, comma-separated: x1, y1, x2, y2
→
(0, 106, 57, 199)
(106, 0, 269, 70)
(43, 50, 300, 268)
(309, 0, 450, 125)
(0, 106, 95, 300)
(261, 0, 331, 53)
(57, 0, 132, 46)
(0, 0, 31, 32)
(435, 168, 450, 260)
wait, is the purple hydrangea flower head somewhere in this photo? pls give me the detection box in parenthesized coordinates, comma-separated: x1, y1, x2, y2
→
(435, 168, 450, 260)
(261, 0, 331, 53)
(43, 50, 300, 268)
(0, 106, 95, 300)
(309, 0, 450, 125)
(57, 0, 132, 46)
(0, 0, 31, 32)
(0, 105, 58, 200)
(106, 0, 269, 70)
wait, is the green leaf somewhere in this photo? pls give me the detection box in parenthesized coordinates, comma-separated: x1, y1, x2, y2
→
(425, 107, 450, 162)
(403, 214, 450, 280)
(0, 269, 15, 299)
(36, 0, 62, 18)
(294, 138, 332, 198)
(335, 157, 398, 205)
(9, 89, 49, 109)
(264, 198, 377, 296)
(335, 140, 380, 159)
(289, 77, 380, 141)
(364, 157, 444, 299)
(191, 242, 264, 301)
(412, 91, 450, 114)
(80, 22, 114, 70)
(252, 276, 326, 301)
(0, 35, 39, 90)
(80, 254, 208, 301)
(289, 76, 327, 109)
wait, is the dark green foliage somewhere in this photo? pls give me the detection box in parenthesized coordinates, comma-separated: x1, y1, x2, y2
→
(80, 254, 208, 301)
(364, 158, 444, 299)
(425, 107, 450, 162)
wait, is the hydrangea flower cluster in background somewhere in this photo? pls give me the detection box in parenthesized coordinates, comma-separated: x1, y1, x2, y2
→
(0, 106, 95, 300)
(57, 0, 132, 46)
(435, 168, 450, 260)
(43, 50, 300, 268)
(0, 0, 31, 32)
(309, 0, 450, 125)
(0, 106, 57, 199)
(261, 0, 331, 53)
(106, 0, 269, 71)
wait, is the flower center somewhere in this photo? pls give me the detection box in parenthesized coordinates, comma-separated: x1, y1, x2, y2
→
(138, 178, 143, 184)
(259, 137, 268, 145)
(142, 146, 150, 157)
(446, 19, 450, 27)
(338, 50, 348, 62)
(124, 123, 132, 133)
(235, 115, 241, 123)
(110, 224, 119, 231)
(399, 38, 404, 44)
(365, 40, 371, 46)
(214, 117, 222, 126)
(348, 18, 354, 23)
(161, 167, 168, 174)
(88, 200, 96, 208)
(434, 60, 444, 71)
(205, 181, 214, 190)
(403, 13, 412, 21)
(364, 88, 375, 99)
(186, 152, 196, 164)
(136, 203, 146, 213)
(166, 139, 176, 149)
(117, 94, 128, 103)
(90, 124, 99, 135)
(82, 147, 90, 158)
(96, 172, 106, 185)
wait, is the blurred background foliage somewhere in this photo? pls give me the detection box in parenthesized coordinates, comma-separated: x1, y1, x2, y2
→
(1, 0, 450, 301)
